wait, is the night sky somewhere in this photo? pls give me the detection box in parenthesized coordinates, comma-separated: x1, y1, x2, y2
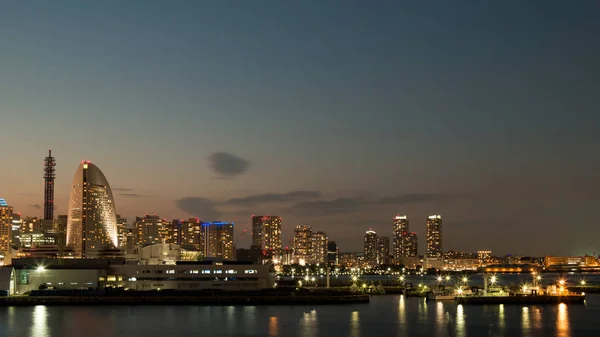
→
(1, 1, 599, 255)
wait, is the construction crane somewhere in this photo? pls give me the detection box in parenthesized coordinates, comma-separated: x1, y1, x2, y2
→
(233, 229, 248, 249)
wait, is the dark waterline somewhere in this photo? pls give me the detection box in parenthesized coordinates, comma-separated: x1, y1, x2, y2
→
(1, 294, 599, 337)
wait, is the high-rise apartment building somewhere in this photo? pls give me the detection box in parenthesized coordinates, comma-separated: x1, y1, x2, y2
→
(181, 218, 202, 250)
(311, 231, 328, 264)
(66, 161, 119, 258)
(54, 215, 68, 251)
(327, 241, 339, 266)
(426, 215, 442, 258)
(202, 221, 234, 260)
(0, 199, 13, 256)
(21, 217, 39, 234)
(393, 215, 408, 263)
(377, 236, 390, 265)
(251, 215, 282, 253)
(166, 219, 181, 245)
(116, 215, 128, 249)
(293, 225, 312, 264)
(133, 215, 168, 246)
(11, 213, 22, 247)
(406, 232, 418, 257)
(364, 229, 378, 267)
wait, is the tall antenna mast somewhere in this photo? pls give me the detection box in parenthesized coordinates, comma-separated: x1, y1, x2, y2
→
(44, 149, 56, 220)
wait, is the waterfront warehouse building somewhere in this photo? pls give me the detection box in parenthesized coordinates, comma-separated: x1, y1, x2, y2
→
(66, 161, 119, 258)
(1, 258, 273, 294)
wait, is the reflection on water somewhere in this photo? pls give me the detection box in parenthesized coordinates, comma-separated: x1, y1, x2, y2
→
(521, 306, 530, 337)
(31, 305, 48, 337)
(0, 294, 596, 337)
(455, 304, 465, 337)
(398, 295, 407, 324)
(498, 304, 505, 333)
(417, 298, 427, 322)
(532, 307, 542, 330)
(300, 310, 317, 337)
(268, 316, 279, 337)
(557, 303, 570, 337)
(435, 302, 446, 337)
(350, 311, 360, 337)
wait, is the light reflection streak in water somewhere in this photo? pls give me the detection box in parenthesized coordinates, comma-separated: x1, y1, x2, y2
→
(268, 316, 279, 337)
(243, 306, 256, 334)
(455, 304, 465, 337)
(521, 307, 530, 337)
(301, 310, 318, 337)
(435, 302, 446, 337)
(532, 307, 542, 330)
(498, 304, 505, 332)
(398, 295, 407, 324)
(350, 311, 360, 337)
(31, 305, 48, 337)
(417, 298, 427, 322)
(557, 303, 570, 337)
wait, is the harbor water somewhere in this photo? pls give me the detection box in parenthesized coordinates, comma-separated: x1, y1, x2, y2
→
(0, 293, 598, 337)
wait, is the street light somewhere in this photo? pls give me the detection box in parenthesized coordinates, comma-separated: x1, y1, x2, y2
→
(437, 276, 443, 282)
(580, 280, 586, 286)
(559, 279, 566, 286)
(490, 275, 497, 285)
(36, 266, 45, 272)
(462, 276, 468, 283)
(445, 276, 451, 282)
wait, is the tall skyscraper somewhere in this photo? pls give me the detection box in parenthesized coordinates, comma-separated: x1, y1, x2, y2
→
(251, 215, 282, 252)
(116, 215, 128, 249)
(66, 161, 118, 258)
(364, 229, 378, 267)
(311, 231, 328, 264)
(43, 149, 56, 221)
(327, 241, 339, 266)
(406, 232, 418, 257)
(133, 215, 167, 245)
(392, 215, 408, 263)
(54, 215, 68, 252)
(180, 218, 202, 250)
(377, 236, 390, 265)
(202, 221, 234, 260)
(426, 215, 442, 258)
(166, 219, 181, 245)
(293, 225, 312, 264)
(0, 199, 13, 256)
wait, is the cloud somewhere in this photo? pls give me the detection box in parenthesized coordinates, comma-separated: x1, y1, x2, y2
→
(208, 152, 251, 178)
(175, 197, 223, 221)
(375, 193, 454, 205)
(286, 193, 460, 217)
(287, 196, 368, 217)
(30, 204, 41, 209)
(118, 193, 145, 198)
(112, 187, 134, 192)
(225, 191, 321, 206)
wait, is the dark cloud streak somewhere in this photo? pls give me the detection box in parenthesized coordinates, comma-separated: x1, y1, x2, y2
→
(208, 152, 251, 179)
(226, 190, 321, 206)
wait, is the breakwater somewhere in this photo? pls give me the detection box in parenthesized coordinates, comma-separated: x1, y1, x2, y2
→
(0, 294, 370, 306)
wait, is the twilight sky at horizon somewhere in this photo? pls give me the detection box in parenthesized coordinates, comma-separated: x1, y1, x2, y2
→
(1, 1, 599, 255)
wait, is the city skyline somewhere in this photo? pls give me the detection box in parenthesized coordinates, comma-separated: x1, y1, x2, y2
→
(1, 2, 599, 255)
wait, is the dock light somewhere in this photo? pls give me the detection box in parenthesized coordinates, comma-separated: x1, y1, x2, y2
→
(352, 276, 358, 282)
(445, 276, 451, 282)
(399, 276, 404, 282)
(522, 285, 528, 293)
(536, 275, 542, 281)
(457, 288, 463, 295)
(580, 280, 586, 286)
(418, 283, 423, 287)
(490, 275, 497, 284)
(559, 279, 566, 286)
(437, 276, 443, 282)
(462, 276, 468, 283)
(36, 266, 45, 272)
(311, 277, 315, 282)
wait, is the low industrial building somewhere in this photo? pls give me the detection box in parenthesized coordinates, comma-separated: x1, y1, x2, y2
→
(0, 258, 273, 294)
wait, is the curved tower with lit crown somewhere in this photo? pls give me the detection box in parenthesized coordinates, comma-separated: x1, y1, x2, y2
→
(66, 161, 118, 258)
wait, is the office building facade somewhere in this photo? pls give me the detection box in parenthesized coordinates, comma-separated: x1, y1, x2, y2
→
(426, 215, 442, 258)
